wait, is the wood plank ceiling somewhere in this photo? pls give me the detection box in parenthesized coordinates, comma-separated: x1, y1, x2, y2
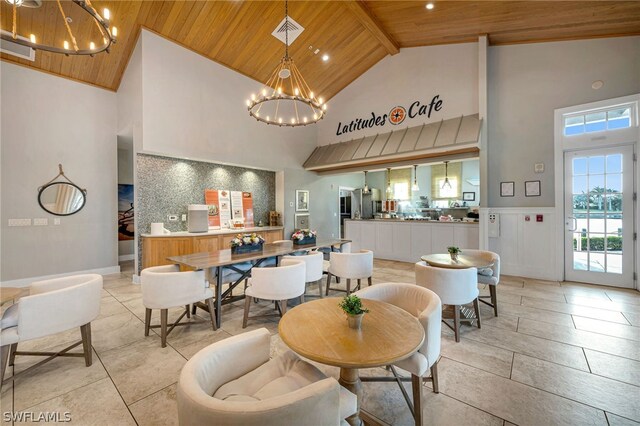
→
(1, 1, 639, 98)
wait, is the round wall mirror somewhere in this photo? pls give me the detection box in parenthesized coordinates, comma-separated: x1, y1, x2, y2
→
(38, 182, 87, 216)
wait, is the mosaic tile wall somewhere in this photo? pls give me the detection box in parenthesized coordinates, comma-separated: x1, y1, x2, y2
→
(136, 153, 276, 270)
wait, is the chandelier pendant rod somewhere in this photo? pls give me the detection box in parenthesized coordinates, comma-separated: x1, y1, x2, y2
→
(56, 0, 79, 52)
(12, 1, 17, 39)
(84, 0, 107, 38)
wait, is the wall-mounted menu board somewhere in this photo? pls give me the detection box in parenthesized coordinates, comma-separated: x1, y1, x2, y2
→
(205, 189, 254, 228)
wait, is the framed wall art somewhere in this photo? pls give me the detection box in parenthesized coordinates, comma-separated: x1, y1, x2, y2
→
(462, 192, 475, 201)
(295, 190, 309, 212)
(500, 181, 515, 197)
(294, 213, 310, 230)
(525, 180, 541, 197)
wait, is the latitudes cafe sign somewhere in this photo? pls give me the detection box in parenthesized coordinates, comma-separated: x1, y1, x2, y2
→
(335, 95, 444, 136)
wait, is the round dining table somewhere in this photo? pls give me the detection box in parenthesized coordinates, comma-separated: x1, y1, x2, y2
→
(421, 253, 493, 269)
(278, 297, 424, 426)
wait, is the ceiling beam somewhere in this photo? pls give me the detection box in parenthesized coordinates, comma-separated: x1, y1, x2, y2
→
(344, 1, 400, 55)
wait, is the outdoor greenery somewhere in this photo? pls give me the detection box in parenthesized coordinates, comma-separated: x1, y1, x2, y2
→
(339, 295, 369, 316)
(573, 187, 623, 212)
(573, 236, 622, 251)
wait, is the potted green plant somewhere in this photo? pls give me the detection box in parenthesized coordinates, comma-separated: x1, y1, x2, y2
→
(447, 246, 461, 261)
(338, 295, 369, 330)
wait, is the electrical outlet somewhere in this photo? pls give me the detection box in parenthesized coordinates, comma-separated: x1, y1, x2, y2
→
(181, 214, 187, 222)
(8, 219, 31, 227)
(53, 218, 61, 225)
(168, 215, 178, 222)
(33, 218, 48, 226)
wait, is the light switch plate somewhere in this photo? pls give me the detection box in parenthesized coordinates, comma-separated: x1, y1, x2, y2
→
(34, 218, 48, 226)
(8, 219, 31, 226)
(168, 215, 178, 222)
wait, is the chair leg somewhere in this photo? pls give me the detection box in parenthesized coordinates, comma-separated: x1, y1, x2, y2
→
(346, 279, 351, 295)
(8, 343, 17, 366)
(0, 344, 9, 387)
(325, 273, 331, 296)
(490, 285, 498, 317)
(160, 309, 168, 348)
(430, 360, 439, 393)
(411, 374, 423, 426)
(356, 279, 361, 291)
(242, 296, 251, 329)
(186, 305, 191, 318)
(453, 305, 461, 342)
(317, 279, 323, 298)
(368, 276, 372, 287)
(206, 298, 217, 331)
(144, 308, 152, 337)
(191, 304, 197, 315)
(80, 323, 92, 367)
(473, 298, 482, 329)
(280, 300, 288, 315)
(300, 294, 305, 304)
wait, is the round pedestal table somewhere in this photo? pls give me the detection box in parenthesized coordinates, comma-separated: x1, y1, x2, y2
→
(421, 253, 494, 269)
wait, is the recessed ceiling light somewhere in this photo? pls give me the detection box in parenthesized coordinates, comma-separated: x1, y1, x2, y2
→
(322, 54, 329, 62)
(592, 80, 604, 90)
(426, 3, 434, 10)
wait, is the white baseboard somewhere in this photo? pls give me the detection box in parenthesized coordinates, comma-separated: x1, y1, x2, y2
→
(118, 254, 135, 262)
(1, 265, 121, 288)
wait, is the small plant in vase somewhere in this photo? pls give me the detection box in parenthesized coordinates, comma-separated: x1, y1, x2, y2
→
(447, 246, 461, 262)
(339, 295, 369, 330)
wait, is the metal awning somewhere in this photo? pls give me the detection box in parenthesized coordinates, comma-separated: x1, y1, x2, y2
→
(304, 114, 481, 172)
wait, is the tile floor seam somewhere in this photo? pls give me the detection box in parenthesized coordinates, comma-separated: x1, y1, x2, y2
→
(438, 353, 511, 379)
(509, 352, 515, 380)
(430, 379, 512, 425)
(620, 311, 634, 326)
(604, 411, 612, 426)
(582, 347, 592, 374)
(509, 366, 638, 422)
(14, 374, 107, 413)
(520, 302, 630, 325)
(127, 381, 178, 407)
(92, 346, 140, 425)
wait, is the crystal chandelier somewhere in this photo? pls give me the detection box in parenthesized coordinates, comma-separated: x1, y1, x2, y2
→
(246, 0, 326, 127)
(1, 0, 117, 56)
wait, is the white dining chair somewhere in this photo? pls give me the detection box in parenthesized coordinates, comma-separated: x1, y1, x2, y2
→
(242, 258, 306, 328)
(177, 328, 357, 425)
(0, 274, 102, 389)
(141, 265, 216, 347)
(415, 262, 480, 342)
(461, 249, 501, 316)
(325, 249, 372, 296)
(356, 283, 441, 426)
(282, 251, 324, 297)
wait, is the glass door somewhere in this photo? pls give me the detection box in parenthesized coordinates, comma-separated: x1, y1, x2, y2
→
(564, 145, 635, 287)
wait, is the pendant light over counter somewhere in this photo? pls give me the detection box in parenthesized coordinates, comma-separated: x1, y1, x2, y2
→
(412, 165, 420, 191)
(386, 168, 392, 195)
(363, 171, 370, 194)
(441, 161, 452, 189)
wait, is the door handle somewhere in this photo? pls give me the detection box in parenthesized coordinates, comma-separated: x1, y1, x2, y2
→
(566, 216, 577, 232)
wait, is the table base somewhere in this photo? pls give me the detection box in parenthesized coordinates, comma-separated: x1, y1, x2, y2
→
(339, 367, 363, 426)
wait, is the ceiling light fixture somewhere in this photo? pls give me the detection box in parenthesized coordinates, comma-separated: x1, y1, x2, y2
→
(1, 0, 117, 56)
(247, 0, 325, 127)
(386, 168, 392, 194)
(363, 171, 370, 194)
(412, 165, 420, 191)
(322, 54, 329, 61)
(426, 2, 435, 10)
(441, 161, 452, 189)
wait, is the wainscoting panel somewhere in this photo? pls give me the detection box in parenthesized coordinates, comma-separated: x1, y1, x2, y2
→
(484, 207, 560, 281)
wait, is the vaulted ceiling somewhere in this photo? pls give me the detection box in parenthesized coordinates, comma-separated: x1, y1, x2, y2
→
(2, 1, 639, 98)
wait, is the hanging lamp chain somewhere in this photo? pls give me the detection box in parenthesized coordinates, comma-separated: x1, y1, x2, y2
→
(284, 0, 289, 59)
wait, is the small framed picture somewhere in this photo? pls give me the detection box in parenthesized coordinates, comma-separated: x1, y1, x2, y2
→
(525, 180, 541, 197)
(500, 181, 515, 197)
(295, 190, 309, 212)
(462, 192, 475, 201)
(294, 213, 310, 229)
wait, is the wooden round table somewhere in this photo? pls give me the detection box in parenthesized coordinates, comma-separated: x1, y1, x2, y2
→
(421, 253, 494, 269)
(279, 297, 424, 426)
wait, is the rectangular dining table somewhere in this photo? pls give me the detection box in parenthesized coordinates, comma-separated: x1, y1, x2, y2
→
(168, 239, 351, 327)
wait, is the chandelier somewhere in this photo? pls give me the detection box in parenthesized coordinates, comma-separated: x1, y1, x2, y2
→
(246, 0, 325, 127)
(1, 0, 117, 56)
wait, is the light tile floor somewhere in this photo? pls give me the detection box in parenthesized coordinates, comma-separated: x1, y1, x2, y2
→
(2, 259, 639, 425)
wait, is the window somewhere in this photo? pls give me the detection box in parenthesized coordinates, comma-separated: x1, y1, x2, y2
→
(393, 182, 410, 200)
(388, 168, 412, 200)
(431, 162, 462, 199)
(564, 105, 632, 136)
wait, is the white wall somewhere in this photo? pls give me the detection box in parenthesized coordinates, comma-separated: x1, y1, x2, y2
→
(317, 43, 479, 145)
(139, 30, 317, 171)
(488, 36, 640, 207)
(1, 62, 118, 284)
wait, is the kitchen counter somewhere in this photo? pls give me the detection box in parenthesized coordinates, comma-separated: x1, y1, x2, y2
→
(141, 225, 283, 238)
(344, 219, 478, 262)
(346, 219, 479, 224)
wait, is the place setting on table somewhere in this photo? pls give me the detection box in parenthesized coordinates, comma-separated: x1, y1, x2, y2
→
(168, 228, 351, 327)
